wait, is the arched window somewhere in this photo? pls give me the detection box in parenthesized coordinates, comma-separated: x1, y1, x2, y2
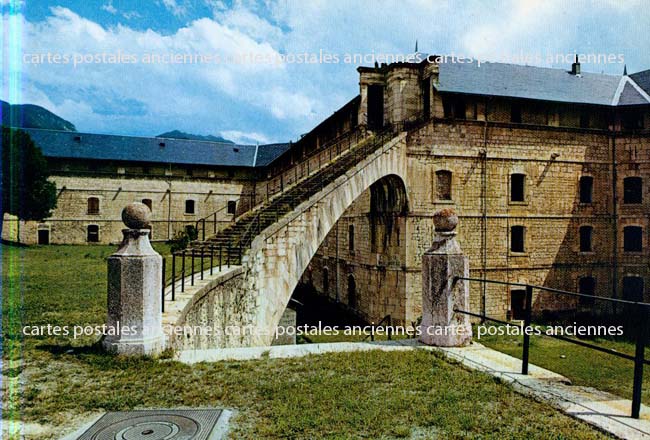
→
(510, 174, 526, 202)
(141, 199, 153, 212)
(579, 176, 593, 204)
(510, 226, 525, 253)
(436, 170, 452, 200)
(579, 226, 593, 252)
(624, 177, 643, 204)
(227, 200, 237, 215)
(623, 276, 645, 302)
(185, 199, 195, 214)
(578, 277, 596, 306)
(623, 226, 643, 252)
(323, 268, 329, 295)
(347, 275, 357, 309)
(87, 197, 100, 215)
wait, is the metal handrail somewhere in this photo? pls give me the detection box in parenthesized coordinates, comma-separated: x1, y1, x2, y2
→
(364, 314, 393, 342)
(454, 276, 650, 419)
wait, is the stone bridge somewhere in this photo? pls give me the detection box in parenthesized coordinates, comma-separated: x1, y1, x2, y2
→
(165, 132, 409, 349)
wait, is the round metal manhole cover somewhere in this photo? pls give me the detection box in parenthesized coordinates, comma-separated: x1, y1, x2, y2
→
(77, 410, 223, 440)
(93, 415, 198, 440)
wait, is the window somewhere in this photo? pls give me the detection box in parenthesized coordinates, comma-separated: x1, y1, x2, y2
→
(510, 103, 522, 123)
(510, 173, 526, 202)
(510, 226, 525, 253)
(347, 275, 357, 309)
(37, 228, 50, 245)
(443, 96, 466, 119)
(348, 224, 355, 253)
(623, 177, 643, 204)
(623, 276, 645, 302)
(623, 226, 643, 252)
(227, 200, 237, 215)
(141, 199, 153, 212)
(510, 290, 526, 320)
(579, 277, 596, 306)
(436, 170, 452, 200)
(87, 225, 99, 242)
(323, 268, 329, 294)
(185, 200, 195, 215)
(87, 197, 100, 215)
(579, 226, 593, 252)
(579, 111, 590, 129)
(367, 85, 384, 129)
(579, 176, 593, 204)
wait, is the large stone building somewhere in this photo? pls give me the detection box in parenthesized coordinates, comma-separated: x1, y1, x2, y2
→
(300, 57, 650, 324)
(5, 55, 650, 324)
(2, 129, 289, 244)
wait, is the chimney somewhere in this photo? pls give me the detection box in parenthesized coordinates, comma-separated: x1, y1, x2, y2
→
(571, 54, 581, 75)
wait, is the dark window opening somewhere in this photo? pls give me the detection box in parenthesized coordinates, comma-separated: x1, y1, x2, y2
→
(623, 177, 643, 204)
(621, 110, 644, 130)
(510, 290, 526, 320)
(510, 226, 525, 253)
(623, 276, 645, 302)
(579, 111, 590, 129)
(436, 170, 452, 200)
(185, 200, 196, 214)
(579, 277, 596, 306)
(579, 176, 593, 204)
(579, 226, 593, 252)
(227, 200, 237, 215)
(511, 102, 522, 123)
(37, 229, 49, 245)
(87, 225, 99, 243)
(348, 224, 355, 253)
(422, 77, 431, 119)
(142, 199, 153, 212)
(323, 268, 329, 294)
(367, 85, 384, 129)
(443, 95, 466, 119)
(623, 226, 643, 252)
(510, 173, 526, 202)
(348, 275, 357, 309)
(87, 197, 100, 215)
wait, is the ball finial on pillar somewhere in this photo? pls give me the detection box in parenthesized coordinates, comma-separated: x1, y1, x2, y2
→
(419, 209, 472, 347)
(121, 202, 151, 229)
(433, 208, 458, 232)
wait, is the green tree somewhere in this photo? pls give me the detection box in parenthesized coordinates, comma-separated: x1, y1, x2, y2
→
(1, 126, 57, 240)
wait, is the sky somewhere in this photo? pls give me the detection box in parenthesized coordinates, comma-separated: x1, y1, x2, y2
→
(1, 0, 649, 144)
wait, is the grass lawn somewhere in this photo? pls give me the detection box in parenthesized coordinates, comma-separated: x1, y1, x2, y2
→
(478, 326, 650, 403)
(2, 244, 611, 439)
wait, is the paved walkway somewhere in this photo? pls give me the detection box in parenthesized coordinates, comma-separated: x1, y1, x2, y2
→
(177, 339, 650, 439)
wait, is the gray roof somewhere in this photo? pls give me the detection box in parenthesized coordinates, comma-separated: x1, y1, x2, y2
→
(22, 128, 289, 168)
(631, 69, 650, 96)
(435, 60, 650, 106)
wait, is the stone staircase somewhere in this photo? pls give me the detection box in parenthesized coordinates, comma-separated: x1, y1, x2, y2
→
(186, 125, 401, 264)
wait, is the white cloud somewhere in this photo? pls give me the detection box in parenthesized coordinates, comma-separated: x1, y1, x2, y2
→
(221, 130, 271, 144)
(101, 1, 117, 14)
(161, 0, 187, 17)
(2, 7, 322, 141)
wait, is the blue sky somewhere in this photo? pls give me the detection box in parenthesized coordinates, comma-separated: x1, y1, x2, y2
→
(1, 0, 649, 144)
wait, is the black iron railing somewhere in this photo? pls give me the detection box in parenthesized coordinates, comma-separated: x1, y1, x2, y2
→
(364, 314, 393, 342)
(194, 203, 235, 241)
(454, 276, 650, 419)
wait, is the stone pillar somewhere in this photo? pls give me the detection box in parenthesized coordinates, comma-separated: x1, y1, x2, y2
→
(419, 209, 472, 346)
(102, 202, 165, 356)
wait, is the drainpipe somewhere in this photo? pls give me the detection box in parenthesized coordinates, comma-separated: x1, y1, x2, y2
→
(167, 181, 172, 240)
(612, 129, 619, 312)
(481, 98, 489, 320)
(335, 222, 340, 302)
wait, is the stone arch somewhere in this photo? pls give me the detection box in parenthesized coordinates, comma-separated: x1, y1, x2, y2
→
(243, 133, 409, 345)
